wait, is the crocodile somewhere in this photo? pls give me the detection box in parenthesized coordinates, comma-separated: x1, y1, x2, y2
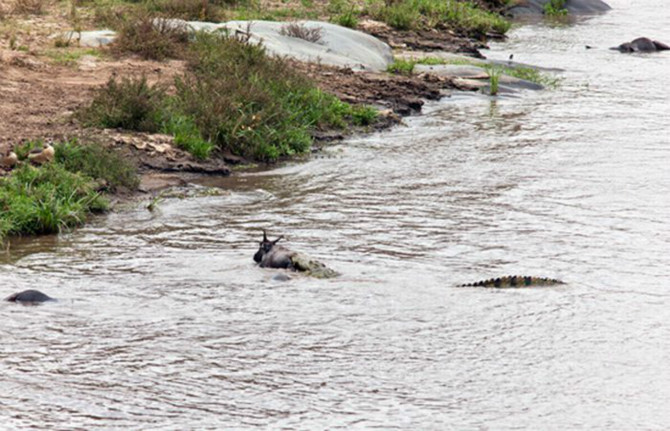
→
(254, 230, 338, 279)
(459, 275, 564, 288)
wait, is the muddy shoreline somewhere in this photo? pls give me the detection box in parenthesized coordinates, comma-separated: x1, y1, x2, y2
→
(0, 6, 519, 203)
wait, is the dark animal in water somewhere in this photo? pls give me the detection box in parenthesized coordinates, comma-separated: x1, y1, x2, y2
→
(5, 289, 55, 303)
(254, 230, 294, 269)
(459, 276, 564, 288)
(611, 37, 670, 53)
(254, 230, 338, 278)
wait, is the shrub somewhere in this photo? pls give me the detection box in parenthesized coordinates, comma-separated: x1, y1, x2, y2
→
(175, 32, 352, 161)
(11, 0, 45, 14)
(80, 31, 379, 162)
(279, 22, 323, 43)
(544, 0, 568, 16)
(147, 0, 224, 22)
(112, 12, 189, 60)
(0, 164, 108, 241)
(79, 75, 166, 132)
(161, 114, 215, 160)
(387, 58, 417, 75)
(54, 140, 140, 191)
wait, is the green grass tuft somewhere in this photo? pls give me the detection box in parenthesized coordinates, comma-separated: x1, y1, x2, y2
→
(368, 0, 511, 37)
(161, 114, 215, 160)
(54, 140, 140, 192)
(0, 164, 108, 242)
(543, 0, 568, 16)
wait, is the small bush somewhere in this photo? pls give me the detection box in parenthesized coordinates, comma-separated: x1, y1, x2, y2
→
(112, 12, 189, 60)
(147, 0, 224, 22)
(175, 32, 350, 161)
(329, 0, 359, 28)
(279, 22, 323, 43)
(79, 75, 166, 132)
(350, 105, 378, 126)
(0, 164, 108, 241)
(387, 58, 416, 75)
(11, 0, 45, 14)
(161, 114, 215, 160)
(54, 140, 140, 191)
(332, 9, 358, 28)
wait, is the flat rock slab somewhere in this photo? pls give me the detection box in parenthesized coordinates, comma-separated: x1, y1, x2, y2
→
(415, 64, 544, 91)
(395, 50, 563, 72)
(55, 30, 117, 47)
(509, 0, 611, 16)
(415, 64, 489, 79)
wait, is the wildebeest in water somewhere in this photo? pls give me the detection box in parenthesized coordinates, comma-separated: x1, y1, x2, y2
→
(253, 230, 338, 278)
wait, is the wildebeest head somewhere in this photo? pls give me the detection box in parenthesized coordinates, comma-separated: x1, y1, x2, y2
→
(253, 230, 284, 264)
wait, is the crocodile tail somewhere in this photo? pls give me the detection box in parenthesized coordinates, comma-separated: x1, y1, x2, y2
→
(459, 275, 564, 288)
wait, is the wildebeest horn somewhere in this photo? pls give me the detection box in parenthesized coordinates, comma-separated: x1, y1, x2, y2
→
(273, 236, 284, 244)
(262, 229, 268, 242)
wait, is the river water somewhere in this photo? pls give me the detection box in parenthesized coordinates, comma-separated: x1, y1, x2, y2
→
(2, 1, 669, 429)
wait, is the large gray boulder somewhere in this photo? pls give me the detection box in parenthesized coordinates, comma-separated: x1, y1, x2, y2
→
(171, 19, 393, 71)
(509, 0, 611, 16)
(222, 21, 394, 72)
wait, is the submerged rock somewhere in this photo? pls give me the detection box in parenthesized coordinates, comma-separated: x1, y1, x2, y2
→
(5, 289, 55, 304)
(611, 37, 670, 53)
(415, 64, 545, 92)
(508, 0, 611, 17)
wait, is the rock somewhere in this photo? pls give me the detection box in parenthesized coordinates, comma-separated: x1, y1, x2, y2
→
(5, 289, 55, 304)
(271, 273, 292, 282)
(1, 151, 18, 169)
(416, 64, 544, 91)
(164, 19, 394, 72)
(53, 20, 394, 71)
(52, 30, 117, 47)
(28, 143, 55, 165)
(508, 0, 611, 16)
(611, 37, 670, 53)
(415, 64, 490, 79)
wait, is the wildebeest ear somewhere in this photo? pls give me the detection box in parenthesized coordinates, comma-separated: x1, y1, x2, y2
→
(262, 229, 268, 242)
(272, 236, 284, 245)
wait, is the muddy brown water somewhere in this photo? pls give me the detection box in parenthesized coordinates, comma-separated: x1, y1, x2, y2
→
(2, 1, 670, 428)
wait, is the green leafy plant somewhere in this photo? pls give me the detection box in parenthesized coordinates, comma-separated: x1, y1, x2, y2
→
(544, 0, 568, 16)
(488, 66, 501, 95)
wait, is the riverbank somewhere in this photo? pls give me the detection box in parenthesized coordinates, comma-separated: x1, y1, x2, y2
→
(0, 0, 563, 242)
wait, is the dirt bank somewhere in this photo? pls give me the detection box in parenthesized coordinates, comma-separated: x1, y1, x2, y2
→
(0, 3, 493, 185)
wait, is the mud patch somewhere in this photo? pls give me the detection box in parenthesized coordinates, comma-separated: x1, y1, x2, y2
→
(296, 61, 456, 116)
(358, 20, 488, 58)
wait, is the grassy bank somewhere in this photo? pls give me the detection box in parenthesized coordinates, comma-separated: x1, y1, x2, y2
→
(81, 30, 377, 162)
(0, 141, 138, 243)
